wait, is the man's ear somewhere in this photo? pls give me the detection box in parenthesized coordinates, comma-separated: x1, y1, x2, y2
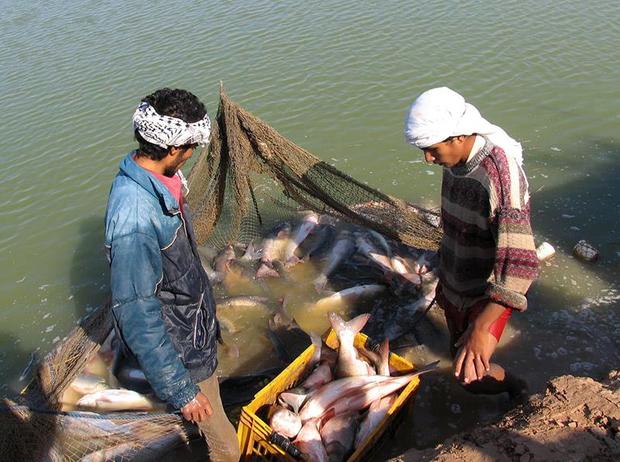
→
(168, 146, 182, 157)
(454, 135, 467, 144)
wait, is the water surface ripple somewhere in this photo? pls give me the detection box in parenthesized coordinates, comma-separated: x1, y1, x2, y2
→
(1, 1, 618, 440)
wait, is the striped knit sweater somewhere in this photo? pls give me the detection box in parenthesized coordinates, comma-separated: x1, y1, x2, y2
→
(437, 138, 539, 312)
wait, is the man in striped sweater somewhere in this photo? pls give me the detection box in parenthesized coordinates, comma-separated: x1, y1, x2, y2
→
(405, 87, 539, 400)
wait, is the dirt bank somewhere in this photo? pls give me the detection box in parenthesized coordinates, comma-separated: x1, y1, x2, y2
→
(389, 370, 620, 462)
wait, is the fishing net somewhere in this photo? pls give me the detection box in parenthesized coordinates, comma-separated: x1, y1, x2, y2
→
(0, 86, 441, 461)
(0, 302, 198, 461)
(186, 85, 442, 251)
(0, 400, 190, 462)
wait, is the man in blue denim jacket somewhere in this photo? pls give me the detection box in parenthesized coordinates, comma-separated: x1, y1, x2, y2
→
(105, 88, 240, 461)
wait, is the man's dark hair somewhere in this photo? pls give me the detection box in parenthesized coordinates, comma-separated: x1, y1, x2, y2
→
(135, 88, 207, 160)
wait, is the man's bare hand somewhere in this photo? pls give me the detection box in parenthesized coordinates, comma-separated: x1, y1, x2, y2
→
(181, 392, 213, 423)
(454, 324, 494, 384)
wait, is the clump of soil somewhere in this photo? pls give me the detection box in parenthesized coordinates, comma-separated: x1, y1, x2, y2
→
(390, 370, 620, 461)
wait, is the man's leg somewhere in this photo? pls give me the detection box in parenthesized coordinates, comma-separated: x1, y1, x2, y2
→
(196, 375, 241, 462)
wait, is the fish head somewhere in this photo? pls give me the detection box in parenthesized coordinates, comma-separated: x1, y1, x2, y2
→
(269, 405, 302, 439)
(275, 222, 292, 238)
(303, 212, 320, 225)
(223, 244, 236, 258)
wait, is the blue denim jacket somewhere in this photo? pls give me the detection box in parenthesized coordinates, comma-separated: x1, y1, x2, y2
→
(104, 152, 218, 410)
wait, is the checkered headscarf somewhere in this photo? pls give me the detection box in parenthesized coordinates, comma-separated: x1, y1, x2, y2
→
(132, 102, 211, 149)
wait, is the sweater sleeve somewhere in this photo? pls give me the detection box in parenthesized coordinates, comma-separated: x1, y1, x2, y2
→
(109, 231, 199, 409)
(485, 154, 539, 311)
(486, 206, 539, 311)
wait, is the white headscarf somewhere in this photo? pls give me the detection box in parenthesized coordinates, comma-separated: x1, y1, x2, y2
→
(404, 87, 523, 165)
(132, 101, 211, 149)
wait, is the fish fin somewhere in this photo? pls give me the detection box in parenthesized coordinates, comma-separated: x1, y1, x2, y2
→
(379, 338, 390, 376)
(413, 360, 441, 376)
(319, 408, 337, 429)
(284, 255, 301, 268)
(256, 263, 280, 278)
(309, 333, 322, 366)
(313, 274, 328, 292)
(275, 298, 295, 325)
(346, 313, 371, 334)
(279, 391, 309, 414)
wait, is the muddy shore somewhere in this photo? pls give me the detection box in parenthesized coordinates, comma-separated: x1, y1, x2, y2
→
(388, 370, 620, 461)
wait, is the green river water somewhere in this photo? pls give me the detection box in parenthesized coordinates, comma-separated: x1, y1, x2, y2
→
(1, 0, 619, 454)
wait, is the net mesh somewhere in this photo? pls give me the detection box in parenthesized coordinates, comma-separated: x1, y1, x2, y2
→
(0, 301, 193, 461)
(186, 85, 442, 251)
(0, 86, 441, 461)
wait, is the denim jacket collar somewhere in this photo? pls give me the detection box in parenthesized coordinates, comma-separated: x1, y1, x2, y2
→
(119, 151, 180, 214)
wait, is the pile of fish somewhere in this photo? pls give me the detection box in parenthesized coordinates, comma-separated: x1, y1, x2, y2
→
(62, 211, 440, 415)
(202, 211, 441, 347)
(266, 311, 439, 462)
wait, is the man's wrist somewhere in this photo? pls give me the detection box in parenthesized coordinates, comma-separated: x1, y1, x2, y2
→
(474, 302, 506, 331)
(473, 319, 491, 332)
(172, 383, 200, 410)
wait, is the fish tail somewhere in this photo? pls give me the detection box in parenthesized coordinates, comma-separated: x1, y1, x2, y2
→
(346, 313, 371, 335)
(309, 333, 322, 365)
(328, 312, 346, 335)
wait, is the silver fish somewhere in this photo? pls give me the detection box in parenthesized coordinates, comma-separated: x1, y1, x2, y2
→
(268, 300, 320, 365)
(80, 442, 138, 462)
(299, 361, 439, 422)
(367, 229, 393, 258)
(324, 364, 439, 417)
(413, 250, 439, 275)
(354, 393, 397, 448)
(239, 240, 263, 261)
(301, 361, 333, 390)
(320, 413, 359, 462)
(357, 337, 391, 376)
(304, 223, 337, 259)
(216, 295, 271, 311)
(390, 255, 411, 275)
(69, 373, 109, 395)
(355, 233, 394, 273)
(76, 389, 157, 412)
(313, 284, 386, 311)
(269, 405, 303, 439)
(198, 255, 224, 285)
(382, 286, 437, 342)
(298, 375, 395, 422)
(328, 312, 375, 378)
(216, 314, 238, 334)
(256, 222, 292, 278)
(284, 212, 320, 265)
(214, 244, 236, 274)
(294, 417, 329, 462)
(313, 230, 356, 292)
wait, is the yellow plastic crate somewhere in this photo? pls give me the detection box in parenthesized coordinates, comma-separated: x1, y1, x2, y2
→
(237, 329, 422, 461)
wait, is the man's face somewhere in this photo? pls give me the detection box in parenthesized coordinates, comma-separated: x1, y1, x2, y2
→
(422, 136, 469, 168)
(164, 144, 197, 177)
